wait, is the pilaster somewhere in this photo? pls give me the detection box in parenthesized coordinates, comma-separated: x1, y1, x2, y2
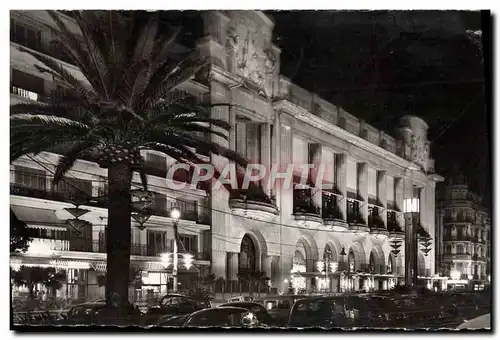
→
(261, 123, 272, 195)
(378, 171, 387, 225)
(335, 153, 347, 220)
(357, 163, 368, 223)
(309, 143, 322, 213)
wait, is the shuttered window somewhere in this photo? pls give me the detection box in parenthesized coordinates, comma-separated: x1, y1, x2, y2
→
(14, 166, 46, 190)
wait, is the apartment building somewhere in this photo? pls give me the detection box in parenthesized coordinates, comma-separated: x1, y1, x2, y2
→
(10, 10, 445, 299)
(436, 172, 491, 290)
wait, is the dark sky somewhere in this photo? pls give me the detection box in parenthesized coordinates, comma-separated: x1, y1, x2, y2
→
(266, 10, 490, 207)
(160, 10, 491, 207)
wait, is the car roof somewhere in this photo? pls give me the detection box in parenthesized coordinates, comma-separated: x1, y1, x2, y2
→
(190, 306, 250, 316)
(219, 302, 261, 307)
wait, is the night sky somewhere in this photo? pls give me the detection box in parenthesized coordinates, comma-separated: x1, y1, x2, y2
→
(268, 10, 490, 207)
(161, 10, 491, 207)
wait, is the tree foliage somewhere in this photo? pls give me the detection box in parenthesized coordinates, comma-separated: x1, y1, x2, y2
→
(11, 266, 66, 297)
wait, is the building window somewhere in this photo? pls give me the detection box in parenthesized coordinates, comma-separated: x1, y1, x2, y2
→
(178, 234, 197, 252)
(56, 178, 92, 198)
(456, 244, 464, 254)
(147, 230, 167, 256)
(153, 192, 167, 214)
(11, 70, 45, 101)
(13, 166, 46, 190)
(348, 250, 356, 272)
(146, 153, 167, 172)
(445, 245, 452, 255)
(10, 19, 42, 51)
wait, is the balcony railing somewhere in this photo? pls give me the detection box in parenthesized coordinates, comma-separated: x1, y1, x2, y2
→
(443, 234, 474, 242)
(142, 164, 167, 178)
(368, 205, 386, 231)
(322, 192, 343, 220)
(11, 181, 200, 223)
(293, 188, 320, 216)
(443, 215, 474, 223)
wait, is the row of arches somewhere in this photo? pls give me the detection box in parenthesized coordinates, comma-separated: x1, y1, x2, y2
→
(237, 231, 427, 277)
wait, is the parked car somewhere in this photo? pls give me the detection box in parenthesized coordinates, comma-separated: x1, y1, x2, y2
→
(183, 307, 261, 328)
(255, 295, 306, 326)
(287, 295, 396, 329)
(157, 314, 190, 327)
(226, 296, 255, 303)
(58, 300, 141, 325)
(144, 293, 210, 325)
(218, 302, 276, 327)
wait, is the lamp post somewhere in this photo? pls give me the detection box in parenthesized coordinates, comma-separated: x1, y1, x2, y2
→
(403, 193, 420, 290)
(170, 206, 181, 292)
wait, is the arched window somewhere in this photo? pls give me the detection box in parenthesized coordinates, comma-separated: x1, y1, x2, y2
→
(369, 252, 376, 273)
(387, 254, 395, 274)
(239, 235, 256, 273)
(348, 250, 356, 272)
(324, 244, 334, 261)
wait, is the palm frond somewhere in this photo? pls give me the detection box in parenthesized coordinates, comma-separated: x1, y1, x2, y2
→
(53, 141, 97, 184)
(10, 102, 99, 125)
(132, 14, 158, 64)
(18, 46, 97, 105)
(10, 114, 90, 130)
(72, 12, 111, 98)
(143, 55, 208, 108)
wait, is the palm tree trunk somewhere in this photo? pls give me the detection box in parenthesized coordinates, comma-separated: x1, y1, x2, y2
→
(105, 162, 132, 308)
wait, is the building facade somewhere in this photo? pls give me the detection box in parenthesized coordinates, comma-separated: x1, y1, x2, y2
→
(435, 173, 491, 289)
(10, 10, 444, 300)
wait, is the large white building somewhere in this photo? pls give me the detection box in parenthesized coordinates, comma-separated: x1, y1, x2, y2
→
(10, 10, 444, 300)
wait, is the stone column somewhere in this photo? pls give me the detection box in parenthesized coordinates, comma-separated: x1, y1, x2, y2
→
(261, 123, 272, 195)
(246, 122, 259, 163)
(421, 181, 437, 275)
(357, 163, 368, 223)
(229, 107, 236, 151)
(263, 255, 272, 279)
(309, 143, 322, 213)
(209, 80, 231, 279)
(279, 113, 293, 215)
(377, 171, 387, 225)
(395, 177, 405, 228)
(335, 154, 347, 221)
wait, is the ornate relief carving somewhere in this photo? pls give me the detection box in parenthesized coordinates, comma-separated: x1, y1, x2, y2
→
(409, 134, 430, 170)
(226, 16, 276, 97)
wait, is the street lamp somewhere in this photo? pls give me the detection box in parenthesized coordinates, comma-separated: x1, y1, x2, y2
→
(171, 205, 181, 292)
(403, 188, 420, 290)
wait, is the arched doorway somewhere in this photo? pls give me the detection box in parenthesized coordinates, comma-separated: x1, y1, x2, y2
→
(238, 234, 258, 293)
(291, 250, 306, 293)
(348, 250, 356, 273)
(239, 234, 257, 273)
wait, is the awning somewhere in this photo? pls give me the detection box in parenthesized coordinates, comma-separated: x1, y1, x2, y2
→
(10, 205, 67, 231)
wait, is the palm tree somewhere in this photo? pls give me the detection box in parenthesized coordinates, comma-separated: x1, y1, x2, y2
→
(10, 11, 248, 309)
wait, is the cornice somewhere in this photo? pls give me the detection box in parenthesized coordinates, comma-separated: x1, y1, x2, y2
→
(273, 99, 430, 174)
(209, 65, 241, 88)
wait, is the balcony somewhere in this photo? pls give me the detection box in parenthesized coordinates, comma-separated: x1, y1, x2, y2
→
(443, 252, 472, 260)
(443, 234, 474, 242)
(322, 192, 347, 230)
(293, 189, 322, 228)
(346, 200, 369, 233)
(368, 206, 388, 236)
(387, 212, 404, 240)
(443, 215, 474, 224)
(229, 186, 278, 219)
(11, 182, 202, 224)
(10, 183, 106, 208)
(142, 164, 167, 178)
